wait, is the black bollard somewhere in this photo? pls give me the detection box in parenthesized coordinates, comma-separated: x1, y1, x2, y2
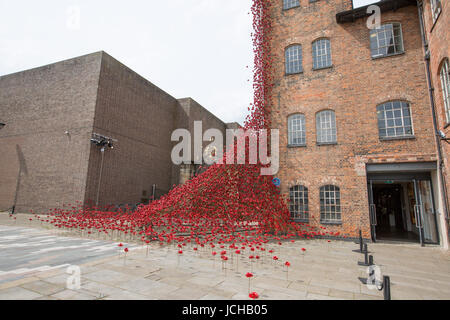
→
(369, 255, 374, 266)
(359, 230, 363, 253)
(364, 246, 369, 265)
(383, 276, 391, 300)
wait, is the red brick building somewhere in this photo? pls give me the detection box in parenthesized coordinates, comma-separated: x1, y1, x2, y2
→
(269, 0, 449, 247)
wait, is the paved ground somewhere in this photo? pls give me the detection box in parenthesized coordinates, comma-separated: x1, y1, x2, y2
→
(0, 225, 136, 286)
(0, 213, 449, 300)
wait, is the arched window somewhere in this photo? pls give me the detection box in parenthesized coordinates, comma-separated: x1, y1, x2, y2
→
(320, 185, 341, 223)
(285, 45, 303, 74)
(288, 114, 306, 146)
(316, 110, 336, 144)
(370, 23, 404, 58)
(312, 39, 332, 69)
(439, 59, 450, 123)
(289, 185, 309, 221)
(377, 101, 413, 139)
(283, 0, 300, 10)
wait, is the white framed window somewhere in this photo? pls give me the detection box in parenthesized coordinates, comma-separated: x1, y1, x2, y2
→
(288, 114, 306, 146)
(320, 185, 341, 223)
(431, 0, 442, 23)
(377, 101, 414, 139)
(283, 0, 300, 10)
(285, 45, 303, 74)
(440, 59, 450, 123)
(370, 23, 404, 58)
(312, 39, 332, 69)
(316, 110, 337, 144)
(289, 185, 309, 221)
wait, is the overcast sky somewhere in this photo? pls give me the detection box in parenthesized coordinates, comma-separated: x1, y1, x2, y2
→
(0, 0, 376, 124)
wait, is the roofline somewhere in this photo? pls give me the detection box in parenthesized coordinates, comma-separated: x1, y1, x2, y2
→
(336, 0, 417, 24)
(0, 51, 104, 79)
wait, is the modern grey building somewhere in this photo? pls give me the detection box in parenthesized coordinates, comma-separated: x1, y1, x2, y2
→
(0, 51, 237, 213)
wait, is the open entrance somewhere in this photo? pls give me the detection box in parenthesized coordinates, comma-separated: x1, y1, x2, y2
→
(367, 164, 440, 246)
(372, 182, 419, 242)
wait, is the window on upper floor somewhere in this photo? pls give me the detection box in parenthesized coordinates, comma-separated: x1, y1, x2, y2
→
(320, 185, 341, 224)
(288, 114, 306, 146)
(283, 0, 300, 10)
(289, 185, 309, 221)
(316, 110, 337, 144)
(377, 101, 414, 139)
(370, 23, 404, 58)
(431, 0, 442, 23)
(312, 39, 332, 69)
(440, 59, 450, 123)
(285, 45, 303, 74)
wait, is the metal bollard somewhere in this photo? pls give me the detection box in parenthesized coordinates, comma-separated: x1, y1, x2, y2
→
(383, 276, 391, 300)
(369, 255, 374, 266)
(364, 245, 369, 265)
(359, 230, 363, 253)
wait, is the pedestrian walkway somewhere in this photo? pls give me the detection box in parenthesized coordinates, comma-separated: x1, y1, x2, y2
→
(0, 213, 449, 300)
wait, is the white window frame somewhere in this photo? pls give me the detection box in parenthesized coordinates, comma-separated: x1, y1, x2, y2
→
(431, 0, 442, 23)
(283, 0, 300, 10)
(440, 59, 450, 123)
(312, 39, 332, 69)
(320, 185, 341, 224)
(377, 101, 414, 139)
(285, 45, 303, 75)
(288, 114, 306, 146)
(316, 110, 337, 144)
(289, 185, 309, 221)
(370, 22, 404, 58)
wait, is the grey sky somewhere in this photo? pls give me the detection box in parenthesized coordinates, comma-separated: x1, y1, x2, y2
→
(0, 0, 376, 124)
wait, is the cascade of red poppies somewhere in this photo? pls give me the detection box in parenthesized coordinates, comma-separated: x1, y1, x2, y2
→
(39, 0, 344, 247)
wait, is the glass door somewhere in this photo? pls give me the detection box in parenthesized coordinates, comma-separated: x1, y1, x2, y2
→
(416, 180, 439, 244)
(413, 180, 439, 245)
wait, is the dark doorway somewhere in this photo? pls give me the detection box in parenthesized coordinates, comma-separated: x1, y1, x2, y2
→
(372, 183, 420, 242)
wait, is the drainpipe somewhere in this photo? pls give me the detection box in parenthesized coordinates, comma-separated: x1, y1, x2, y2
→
(417, 0, 450, 243)
(95, 146, 105, 208)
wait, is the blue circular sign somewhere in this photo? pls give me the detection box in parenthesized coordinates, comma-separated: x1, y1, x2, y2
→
(272, 178, 281, 187)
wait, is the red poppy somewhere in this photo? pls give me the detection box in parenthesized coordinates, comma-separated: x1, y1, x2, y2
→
(249, 292, 259, 299)
(246, 272, 253, 278)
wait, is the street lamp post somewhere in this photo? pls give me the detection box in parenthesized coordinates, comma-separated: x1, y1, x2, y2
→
(90, 133, 116, 208)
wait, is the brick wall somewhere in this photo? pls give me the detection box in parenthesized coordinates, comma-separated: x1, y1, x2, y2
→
(268, 1, 436, 238)
(0, 52, 101, 212)
(422, 0, 450, 213)
(84, 52, 181, 207)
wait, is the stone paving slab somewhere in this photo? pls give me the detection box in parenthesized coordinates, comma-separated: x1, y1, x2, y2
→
(0, 213, 449, 300)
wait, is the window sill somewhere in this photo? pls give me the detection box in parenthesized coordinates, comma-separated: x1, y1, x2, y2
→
(371, 51, 405, 60)
(316, 142, 337, 146)
(379, 135, 415, 141)
(287, 144, 306, 148)
(313, 65, 333, 71)
(292, 219, 309, 223)
(282, 5, 300, 11)
(285, 71, 303, 76)
(320, 221, 342, 226)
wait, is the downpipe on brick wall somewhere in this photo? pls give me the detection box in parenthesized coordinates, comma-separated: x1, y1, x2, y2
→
(417, 0, 450, 242)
